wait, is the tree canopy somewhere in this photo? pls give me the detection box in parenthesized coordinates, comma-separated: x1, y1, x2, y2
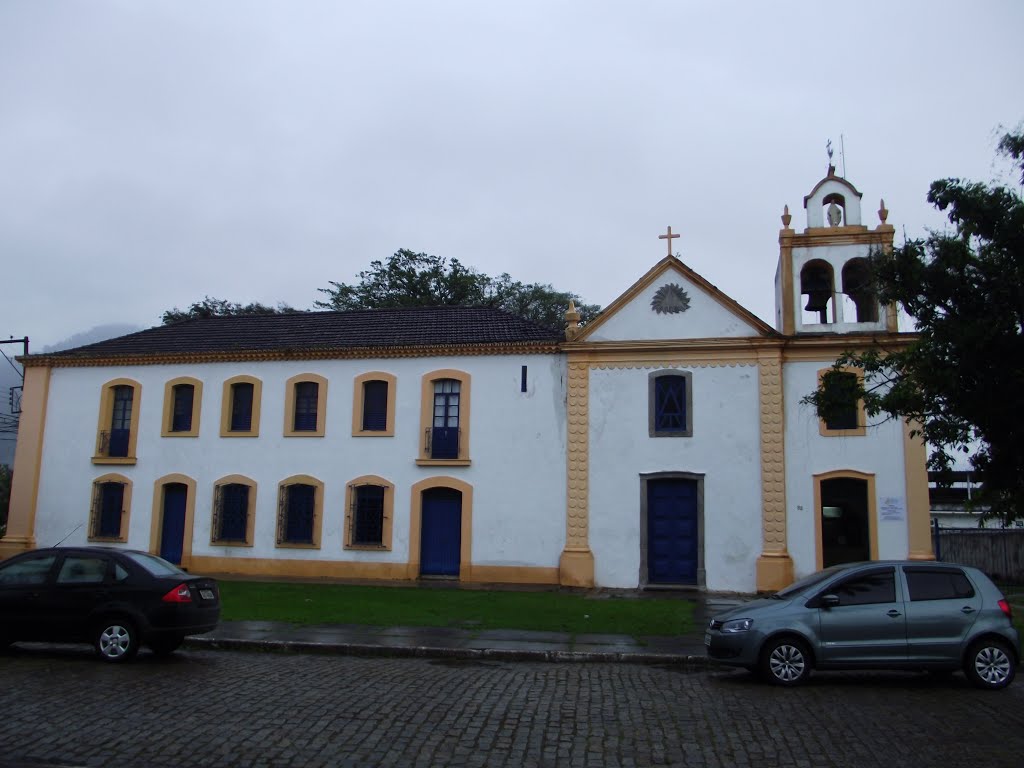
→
(805, 129, 1024, 524)
(162, 296, 298, 325)
(314, 249, 601, 330)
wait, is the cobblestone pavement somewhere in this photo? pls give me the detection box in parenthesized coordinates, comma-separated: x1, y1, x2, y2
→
(1, 645, 1022, 768)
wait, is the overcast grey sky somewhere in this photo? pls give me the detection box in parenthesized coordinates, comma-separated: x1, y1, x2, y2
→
(1, 0, 1021, 351)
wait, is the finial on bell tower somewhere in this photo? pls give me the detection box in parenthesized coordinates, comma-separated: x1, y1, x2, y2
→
(565, 300, 581, 341)
(878, 199, 889, 224)
(781, 204, 792, 229)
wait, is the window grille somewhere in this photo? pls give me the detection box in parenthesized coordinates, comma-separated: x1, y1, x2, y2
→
(279, 484, 315, 544)
(293, 382, 319, 431)
(351, 485, 385, 546)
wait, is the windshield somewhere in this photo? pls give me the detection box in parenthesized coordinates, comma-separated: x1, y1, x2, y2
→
(122, 551, 186, 577)
(774, 564, 850, 599)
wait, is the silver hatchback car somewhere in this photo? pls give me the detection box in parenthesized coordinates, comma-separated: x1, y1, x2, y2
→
(705, 561, 1020, 689)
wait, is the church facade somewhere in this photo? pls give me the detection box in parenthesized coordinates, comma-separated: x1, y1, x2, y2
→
(2, 168, 934, 592)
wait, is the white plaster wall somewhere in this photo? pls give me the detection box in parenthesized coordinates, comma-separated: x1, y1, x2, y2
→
(586, 267, 763, 342)
(587, 364, 763, 592)
(33, 354, 568, 571)
(783, 360, 910, 580)
(792, 244, 887, 332)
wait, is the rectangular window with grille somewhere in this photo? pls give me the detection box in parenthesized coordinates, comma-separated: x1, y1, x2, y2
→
(214, 484, 249, 543)
(352, 485, 385, 546)
(92, 482, 124, 539)
(280, 484, 315, 544)
(655, 376, 686, 432)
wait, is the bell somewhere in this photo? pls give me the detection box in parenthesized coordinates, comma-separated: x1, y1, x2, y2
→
(804, 290, 831, 313)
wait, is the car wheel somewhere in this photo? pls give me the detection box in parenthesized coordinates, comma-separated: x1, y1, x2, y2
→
(964, 639, 1016, 690)
(760, 636, 812, 686)
(94, 619, 139, 663)
(149, 637, 183, 657)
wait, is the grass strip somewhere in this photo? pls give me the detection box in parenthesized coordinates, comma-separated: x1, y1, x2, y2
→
(218, 581, 694, 636)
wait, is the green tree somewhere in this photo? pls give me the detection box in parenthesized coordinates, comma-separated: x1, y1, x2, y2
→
(804, 129, 1024, 524)
(315, 249, 600, 330)
(162, 296, 298, 325)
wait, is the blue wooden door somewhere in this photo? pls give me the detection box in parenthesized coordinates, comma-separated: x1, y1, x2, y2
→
(160, 483, 188, 565)
(647, 479, 699, 584)
(420, 489, 462, 576)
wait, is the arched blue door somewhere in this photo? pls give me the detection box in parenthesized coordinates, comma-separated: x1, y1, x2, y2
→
(420, 488, 462, 577)
(647, 478, 699, 584)
(159, 483, 188, 565)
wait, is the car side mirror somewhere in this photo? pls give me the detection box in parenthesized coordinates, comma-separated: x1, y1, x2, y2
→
(819, 594, 840, 609)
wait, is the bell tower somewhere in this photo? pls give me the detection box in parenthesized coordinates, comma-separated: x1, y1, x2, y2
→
(775, 165, 897, 335)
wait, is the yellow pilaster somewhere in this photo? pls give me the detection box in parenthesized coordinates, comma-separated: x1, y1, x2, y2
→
(903, 421, 934, 560)
(560, 360, 594, 586)
(0, 366, 50, 559)
(755, 350, 794, 590)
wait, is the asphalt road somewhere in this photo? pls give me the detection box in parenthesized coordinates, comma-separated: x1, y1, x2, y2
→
(1, 645, 1022, 768)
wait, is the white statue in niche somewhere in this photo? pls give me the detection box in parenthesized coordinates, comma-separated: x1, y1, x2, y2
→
(827, 201, 843, 227)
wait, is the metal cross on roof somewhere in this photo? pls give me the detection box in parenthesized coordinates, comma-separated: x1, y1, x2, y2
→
(659, 226, 679, 257)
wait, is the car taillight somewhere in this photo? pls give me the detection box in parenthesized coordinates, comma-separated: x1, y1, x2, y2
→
(998, 599, 1012, 620)
(162, 583, 193, 603)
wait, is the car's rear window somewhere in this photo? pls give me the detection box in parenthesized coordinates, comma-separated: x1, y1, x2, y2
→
(905, 568, 975, 601)
(122, 552, 186, 577)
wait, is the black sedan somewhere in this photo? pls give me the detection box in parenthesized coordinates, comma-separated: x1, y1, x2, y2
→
(0, 546, 220, 662)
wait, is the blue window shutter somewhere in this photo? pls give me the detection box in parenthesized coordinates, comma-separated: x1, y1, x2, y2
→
(230, 383, 254, 431)
(171, 384, 194, 432)
(362, 381, 388, 431)
(99, 483, 124, 538)
(293, 382, 319, 431)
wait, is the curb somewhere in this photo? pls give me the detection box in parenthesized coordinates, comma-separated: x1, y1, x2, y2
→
(183, 635, 719, 668)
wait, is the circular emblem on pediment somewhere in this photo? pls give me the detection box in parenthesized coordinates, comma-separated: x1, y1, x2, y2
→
(651, 283, 691, 314)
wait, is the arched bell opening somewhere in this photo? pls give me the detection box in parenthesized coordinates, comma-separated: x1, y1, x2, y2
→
(800, 260, 835, 325)
(822, 192, 846, 227)
(841, 258, 879, 323)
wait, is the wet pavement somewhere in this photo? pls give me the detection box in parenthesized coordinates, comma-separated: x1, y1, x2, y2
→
(185, 594, 747, 665)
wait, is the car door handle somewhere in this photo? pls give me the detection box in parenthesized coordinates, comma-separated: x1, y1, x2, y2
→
(961, 606, 975, 614)
(887, 610, 902, 618)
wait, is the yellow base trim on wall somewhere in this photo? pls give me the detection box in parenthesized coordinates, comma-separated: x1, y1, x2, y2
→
(755, 553, 794, 592)
(189, 556, 411, 581)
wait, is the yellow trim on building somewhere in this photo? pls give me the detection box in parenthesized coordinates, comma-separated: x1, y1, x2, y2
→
(148, 474, 198, 568)
(210, 474, 258, 547)
(161, 377, 203, 437)
(91, 378, 142, 465)
(812, 470, 879, 570)
(220, 375, 262, 437)
(407, 476, 473, 581)
(344, 475, 395, 551)
(417, 369, 471, 464)
(88, 473, 133, 544)
(283, 373, 328, 437)
(276, 474, 325, 549)
(755, 348, 794, 591)
(351, 372, 397, 437)
(0, 366, 51, 558)
(903, 422, 935, 561)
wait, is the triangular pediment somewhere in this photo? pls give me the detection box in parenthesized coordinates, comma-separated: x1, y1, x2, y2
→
(577, 256, 775, 343)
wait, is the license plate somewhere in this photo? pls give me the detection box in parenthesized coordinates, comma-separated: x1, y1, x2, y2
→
(704, 632, 711, 647)
(200, 589, 215, 600)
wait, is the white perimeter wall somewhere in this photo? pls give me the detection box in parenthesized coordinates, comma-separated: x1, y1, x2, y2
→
(33, 354, 568, 571)
(587, 364, 763, 592)
(783, 361, 910, 579)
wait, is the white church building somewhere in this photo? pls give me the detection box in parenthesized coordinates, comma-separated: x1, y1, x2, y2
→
(2, 167, 935, 593)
